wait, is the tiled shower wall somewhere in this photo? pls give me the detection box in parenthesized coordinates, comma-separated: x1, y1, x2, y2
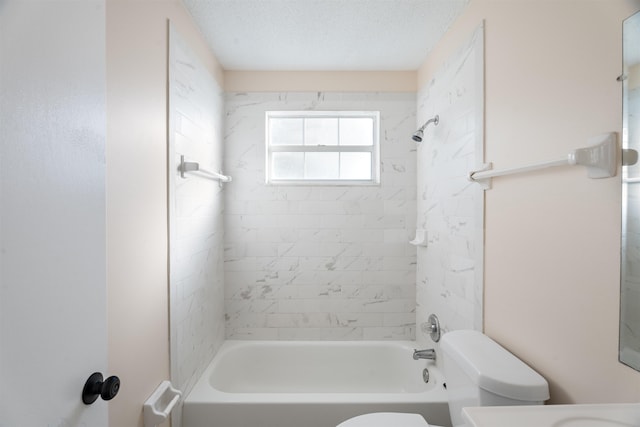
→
(415, 26, 484, 346)
(168, 26, 225, 423)
(224, 92, 417, 340)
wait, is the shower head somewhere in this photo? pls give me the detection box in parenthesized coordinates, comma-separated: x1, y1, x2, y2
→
(412, 115, 439, 142)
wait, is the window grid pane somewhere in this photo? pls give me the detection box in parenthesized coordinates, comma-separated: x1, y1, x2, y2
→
(339, 118, 373, 146)
(305, 152, 339, 179)
(272, 152, 304, 179)
(304, 118, 339, 146)
(270, 118, 303, 146)
(339, 152, 372, 180)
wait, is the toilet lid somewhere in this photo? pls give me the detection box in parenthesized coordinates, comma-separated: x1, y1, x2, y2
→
(336, 412, 434, 427)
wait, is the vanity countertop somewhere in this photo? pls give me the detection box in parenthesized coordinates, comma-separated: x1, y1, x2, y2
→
(463, 403, 640, 427)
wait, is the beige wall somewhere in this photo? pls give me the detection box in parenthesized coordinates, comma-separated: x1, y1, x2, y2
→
(106, 1, 223, 426)
(224, 70, 417, 92)
(420, 0, 640, 404)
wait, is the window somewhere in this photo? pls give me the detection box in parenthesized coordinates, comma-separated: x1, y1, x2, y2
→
(265, 111, 380, 185)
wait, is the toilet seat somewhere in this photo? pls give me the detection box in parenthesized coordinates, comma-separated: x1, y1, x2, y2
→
(336, 412, 443, 427)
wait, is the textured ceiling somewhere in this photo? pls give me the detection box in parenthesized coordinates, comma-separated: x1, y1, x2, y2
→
(182, 0, 469, 71)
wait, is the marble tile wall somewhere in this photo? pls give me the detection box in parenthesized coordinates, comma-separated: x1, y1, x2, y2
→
(415, 27, 485, 346)
(168, 26, 225, 424)
(224, 92, 417, 340)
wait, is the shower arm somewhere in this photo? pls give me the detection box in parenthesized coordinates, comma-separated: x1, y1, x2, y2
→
(417, 115, 439, 132)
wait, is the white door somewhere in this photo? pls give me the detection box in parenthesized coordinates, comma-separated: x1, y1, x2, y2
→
(0, 1, 109, 426)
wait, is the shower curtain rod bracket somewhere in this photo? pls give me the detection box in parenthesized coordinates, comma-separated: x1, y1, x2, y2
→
(571, 132, 617, 179)
(467, 163, 493, 190)
(180, 158, 199, 178)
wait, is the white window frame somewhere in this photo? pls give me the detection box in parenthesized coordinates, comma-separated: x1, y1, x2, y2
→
(265, 111, 381, 185)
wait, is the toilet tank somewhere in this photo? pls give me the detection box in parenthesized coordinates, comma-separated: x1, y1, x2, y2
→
(440, 330, 549, 427)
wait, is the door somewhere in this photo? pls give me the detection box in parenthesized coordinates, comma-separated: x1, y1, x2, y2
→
(0, 1, 108, 425)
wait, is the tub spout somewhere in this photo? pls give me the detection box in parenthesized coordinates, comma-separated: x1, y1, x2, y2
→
(413, 349, 436, 360)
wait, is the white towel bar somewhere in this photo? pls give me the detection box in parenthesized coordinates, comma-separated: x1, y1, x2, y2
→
(179, 155, 232, 183)
(468, 133, 617, 190)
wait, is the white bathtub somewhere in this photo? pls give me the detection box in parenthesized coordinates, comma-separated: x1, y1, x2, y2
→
(182, 340, 451, 427)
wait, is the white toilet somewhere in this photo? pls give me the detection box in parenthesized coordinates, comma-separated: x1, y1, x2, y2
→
(337, 330, 550, 427)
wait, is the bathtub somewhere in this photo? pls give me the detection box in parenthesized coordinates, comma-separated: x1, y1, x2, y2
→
(182, 340, 451, 427)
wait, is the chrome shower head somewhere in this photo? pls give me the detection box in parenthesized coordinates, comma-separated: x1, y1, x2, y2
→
(412, 115, 439, 142)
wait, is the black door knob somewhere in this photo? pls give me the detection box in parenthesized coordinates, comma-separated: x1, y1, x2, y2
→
(82, 372, 121, 404)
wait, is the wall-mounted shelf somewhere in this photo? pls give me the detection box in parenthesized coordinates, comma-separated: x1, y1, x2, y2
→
(410, 229, 428, 247)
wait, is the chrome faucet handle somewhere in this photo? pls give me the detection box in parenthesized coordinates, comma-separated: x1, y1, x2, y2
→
(420, 314, 441, 342)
